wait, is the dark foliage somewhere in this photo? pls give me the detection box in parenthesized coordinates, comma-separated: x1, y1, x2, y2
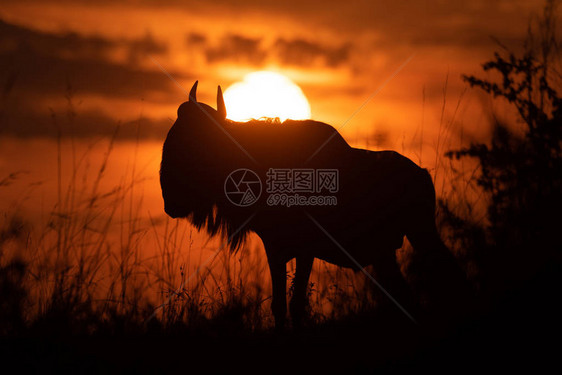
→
(445, 0, 562, 299)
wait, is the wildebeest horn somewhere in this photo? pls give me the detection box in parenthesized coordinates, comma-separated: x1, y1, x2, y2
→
(217, 86, 226, 119)
(189, 81, 198, 102)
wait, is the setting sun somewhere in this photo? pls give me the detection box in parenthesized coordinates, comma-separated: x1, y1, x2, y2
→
(223, 71, 311, 122)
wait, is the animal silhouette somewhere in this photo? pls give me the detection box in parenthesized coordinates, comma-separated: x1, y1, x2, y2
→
(160, 81, 469, 330)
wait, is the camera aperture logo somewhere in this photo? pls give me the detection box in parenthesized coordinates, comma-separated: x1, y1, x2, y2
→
(224, 169, 262, 207)
(224, 168, 338, 207)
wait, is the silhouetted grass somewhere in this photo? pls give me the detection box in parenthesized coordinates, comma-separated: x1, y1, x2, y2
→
(0, 132, 383, 337)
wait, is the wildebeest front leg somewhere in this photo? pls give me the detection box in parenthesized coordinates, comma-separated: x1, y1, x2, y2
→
(267, 256, 287, 331)
(290, 256, 314, 329)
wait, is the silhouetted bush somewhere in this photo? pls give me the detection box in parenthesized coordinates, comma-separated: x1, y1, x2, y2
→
(444, 0, 562, 299)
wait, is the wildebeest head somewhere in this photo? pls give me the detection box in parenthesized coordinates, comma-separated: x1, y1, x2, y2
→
(160, 81, 249, 248)
(175, 80, 227, 128)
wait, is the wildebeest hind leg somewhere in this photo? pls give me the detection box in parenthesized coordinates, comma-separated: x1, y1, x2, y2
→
(406, 222, 472, 323)
(371, 251, 420, 322)
(290, 256, 314, 330)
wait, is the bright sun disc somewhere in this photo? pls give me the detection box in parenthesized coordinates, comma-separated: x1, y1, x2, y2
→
(223, 71, 311, 122)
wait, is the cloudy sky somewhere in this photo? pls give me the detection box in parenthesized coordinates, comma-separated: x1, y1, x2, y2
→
(0, 0, 552, 146)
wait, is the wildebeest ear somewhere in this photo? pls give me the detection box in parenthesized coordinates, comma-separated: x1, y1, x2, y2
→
(217, 86, 226, 119)
(189, 81, 198, 102)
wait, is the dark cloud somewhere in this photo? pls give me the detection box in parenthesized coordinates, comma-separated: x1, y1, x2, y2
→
(0, 18, 116, 61)
(1, 1, 541, 53)
(0, 98, 170, 140)
(0, 19, 178, 100)
(193, 32, 353, 68)
(127, 0, 539, 49)
(204, 34, 266, 65)
(274, 38, 351, 67)
(0, 19, 183, 139)
(1, 49, 178, 100)
(186, 32, 207, 46)
(127, 32, 168, 65)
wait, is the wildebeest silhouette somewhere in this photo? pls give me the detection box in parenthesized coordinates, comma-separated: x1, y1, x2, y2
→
(160, 81, 469, 329)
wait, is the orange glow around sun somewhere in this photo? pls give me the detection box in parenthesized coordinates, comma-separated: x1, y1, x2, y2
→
(223, 71, 311, 122)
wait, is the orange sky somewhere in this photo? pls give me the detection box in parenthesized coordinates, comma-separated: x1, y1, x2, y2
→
(0, 0, 551, 149)
(0, 1, 557, 317)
